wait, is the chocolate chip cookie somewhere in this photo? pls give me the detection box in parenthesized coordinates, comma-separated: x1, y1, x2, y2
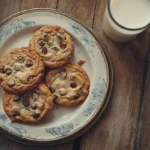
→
(45, 64, 90, 106)
(29, 26, 74, 68)
(0, 47, 44, 93)
(3, 83, 53, 123)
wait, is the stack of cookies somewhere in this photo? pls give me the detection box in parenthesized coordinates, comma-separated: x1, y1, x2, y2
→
(0, 26, 90, 123)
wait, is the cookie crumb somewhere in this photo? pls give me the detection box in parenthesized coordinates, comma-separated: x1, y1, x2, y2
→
(78, 60, 86, 66)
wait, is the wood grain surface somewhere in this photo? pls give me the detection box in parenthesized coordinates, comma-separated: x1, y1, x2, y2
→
(135, 28, 150, 150)
(0, 0, 150, 150)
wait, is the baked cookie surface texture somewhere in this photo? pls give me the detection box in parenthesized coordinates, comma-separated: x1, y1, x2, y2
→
(3, 83, 53, 123)
(29, 26, 74, 68)
(0, 47, 44, 93)
(45, 64, 90, 106)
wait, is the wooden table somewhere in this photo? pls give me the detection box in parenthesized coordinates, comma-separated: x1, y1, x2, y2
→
(0, 0, 150, 150)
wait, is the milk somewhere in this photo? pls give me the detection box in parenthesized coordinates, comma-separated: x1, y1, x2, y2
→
(102, 0, 150, 42)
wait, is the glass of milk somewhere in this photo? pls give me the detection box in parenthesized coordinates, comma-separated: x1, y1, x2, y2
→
(102, 0, 150, 42)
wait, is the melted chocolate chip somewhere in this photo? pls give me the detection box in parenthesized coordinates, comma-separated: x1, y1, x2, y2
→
(33, 113, 40, 119)
(0, 79, 3, 82)
(22, 99, 30, 107)
(60, 43, 67, 49)
(13, 110, 20, 117)
(17, 56, 24, 63)
(0, 65, 5, 73)
(38, 40, 45, 47)
(13, 95, 21, 102)
(48, 85, 55, 93)
(41, 47, 48, 54)
(53, 95, 58, 102)
(25, 60, 33, 67)
(5, 68, 12, 75)
(74, 93, 80, 99)
(70, 83, 77, 88)
(27, 76, 33, 82)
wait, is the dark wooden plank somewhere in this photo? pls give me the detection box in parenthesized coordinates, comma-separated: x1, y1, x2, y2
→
(57, 0, 97, 26)
(0, 134, 11, 150)
(21, 143, 73, 150)
(135, 28, 150, 150)
(0, 137, 73, 150)
(79, 0, 150, 150)
(20, 0, 58, 10)
(0, 0, 22, 21)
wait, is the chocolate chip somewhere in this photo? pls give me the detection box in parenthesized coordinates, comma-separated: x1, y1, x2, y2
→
(17, 56, 24, 63)
(70, 83, 77, 88)
(41, 47, 48, 54)
(31, 103, 37, 109)
(7, 80, 15, 87)
(0, 65, 5, 73)
(48, 85, 55, 93)
(22, 99, 30, 107)
(13, 95, 21, 102)
(27, 76, 33, 82)
(32, 113, 40, 119)
(0, 79, 3, 82)
(60, 43, 67, 49)
(13, 110, 20, 117)
(53, 95, 58, 102)
(38, 40, 45, 47)
(5, 68, 12, 75)
(74, 93, 80, 99)
(25, 60, 33, 67)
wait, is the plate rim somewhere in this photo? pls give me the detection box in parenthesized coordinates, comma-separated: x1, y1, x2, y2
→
(0, 8, 113, 145)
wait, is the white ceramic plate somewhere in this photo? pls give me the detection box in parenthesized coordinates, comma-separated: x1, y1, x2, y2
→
(0, 9, 111, 144)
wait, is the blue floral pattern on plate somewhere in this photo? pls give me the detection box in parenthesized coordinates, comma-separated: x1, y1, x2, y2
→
(46, 123, 74, 137)
(0, 19, 35, 46)
(83, 77, 107, 116)
(71, 23, 95, 57)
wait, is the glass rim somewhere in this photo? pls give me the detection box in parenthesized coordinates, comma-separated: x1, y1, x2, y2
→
(108, 0, 150, 31)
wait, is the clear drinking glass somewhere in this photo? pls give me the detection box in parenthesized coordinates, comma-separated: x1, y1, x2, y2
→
(102, 0, 150, 42)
